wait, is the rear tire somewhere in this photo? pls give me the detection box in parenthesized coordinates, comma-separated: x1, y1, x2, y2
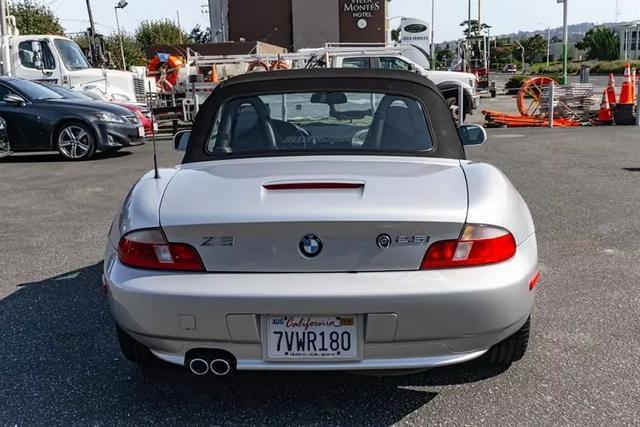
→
(484, 317, 530, 365)
(116, 325, 155, 365)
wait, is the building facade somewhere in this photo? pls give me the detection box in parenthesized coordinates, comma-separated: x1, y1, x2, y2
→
(208, 0, 388, 51)
(615, 22, 640, 60)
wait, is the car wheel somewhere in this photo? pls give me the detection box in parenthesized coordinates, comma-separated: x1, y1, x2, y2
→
(484, 317, 530, 365)
(116, 325, 155, 365)
(56, 123, 96, 161)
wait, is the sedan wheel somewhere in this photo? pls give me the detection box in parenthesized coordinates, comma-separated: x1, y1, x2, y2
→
(56, 124, 96, 160)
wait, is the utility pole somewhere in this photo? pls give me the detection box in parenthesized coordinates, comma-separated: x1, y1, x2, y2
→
(176, 10, 183, 44)
(430, 0, 435, 70)
(85, 0, 97, 65)
(546, 27, 551, 66)
(0, 0, 9, 76)
(466, 0, 471, 72)
(560, 0, 568, 85)
(115, 0, 128, 71)
(467, 0, 471, 37)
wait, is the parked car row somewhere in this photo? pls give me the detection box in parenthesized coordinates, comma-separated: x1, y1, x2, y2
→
(0, 77, 157, 161)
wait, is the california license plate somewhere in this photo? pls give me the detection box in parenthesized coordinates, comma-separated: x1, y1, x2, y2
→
(138, 126, 145, 137)
(266, 315, 358, 360)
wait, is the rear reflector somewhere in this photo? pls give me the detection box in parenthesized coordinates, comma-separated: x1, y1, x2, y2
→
(263, 182, 364, 190)
(421, 224, 516, 269)
(118, 229, 204, 272)
(529, 271, 540, 290)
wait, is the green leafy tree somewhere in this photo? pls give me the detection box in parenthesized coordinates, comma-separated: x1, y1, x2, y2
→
(135, 20, 190, 47)
(460, 20, 491, 37)
(518, 35, 547, 63)
(490, 44, 514, 66)
(105, 34, 146, 69)
(435, 48, 454, 65)
(390, 26, 401, 42)
(576, 26, 619, 60)
(189, 25, 212, 44)
(9, 0, 64, 35)
(72, 33, 145, 69)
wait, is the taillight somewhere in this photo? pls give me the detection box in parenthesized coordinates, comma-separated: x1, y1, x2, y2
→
(421, 224, 516, 269)
(118, 229, 204, 272)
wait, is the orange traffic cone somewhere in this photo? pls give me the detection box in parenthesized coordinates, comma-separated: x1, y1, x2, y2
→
(619, 62, 634, 105)
(211, 65, 219, 83)
(606, 73, 617, 106)
(632, 68, 637, 101)
(598, 89, 613, 124)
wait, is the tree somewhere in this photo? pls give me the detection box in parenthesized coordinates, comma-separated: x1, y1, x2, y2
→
(72, 33, 145, 69)
(460, 20, 491, 37)
(9, 0, 64, 35)
(490, 45, 514, 66)
(390, 26, 401, 42)
(189, 25, 212, 44)
(105, 34, 146, 69)
(576, 26, 619, 60)
(518, 35, 547, 63)
(135, 20, 190, 47)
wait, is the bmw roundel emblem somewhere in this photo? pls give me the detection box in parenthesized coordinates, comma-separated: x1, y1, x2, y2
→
(299, 234, 322, 258)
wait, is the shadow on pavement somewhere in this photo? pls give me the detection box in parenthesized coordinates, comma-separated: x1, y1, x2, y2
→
(1, 264, 506, 424)
(0, 151, 132, 163)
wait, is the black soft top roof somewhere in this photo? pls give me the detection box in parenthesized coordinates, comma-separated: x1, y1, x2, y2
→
(218, 68, 440, 91)
(183, 69, 465, 163)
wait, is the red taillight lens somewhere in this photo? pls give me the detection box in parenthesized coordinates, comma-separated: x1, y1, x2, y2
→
(421, 225, 516, 269)
(118, 229, 204, 272)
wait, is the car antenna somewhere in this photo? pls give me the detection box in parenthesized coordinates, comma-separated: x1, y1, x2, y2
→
(147, 82, 160, 179)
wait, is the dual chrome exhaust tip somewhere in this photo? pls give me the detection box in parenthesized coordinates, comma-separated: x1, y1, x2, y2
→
(187, 356, 233, 376)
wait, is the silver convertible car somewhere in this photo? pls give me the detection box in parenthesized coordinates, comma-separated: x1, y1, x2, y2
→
(104, 69, 538, 376)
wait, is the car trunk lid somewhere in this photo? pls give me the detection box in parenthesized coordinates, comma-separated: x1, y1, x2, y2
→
(159, 156, 468, 272)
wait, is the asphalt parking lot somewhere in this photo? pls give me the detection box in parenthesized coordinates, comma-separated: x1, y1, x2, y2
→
(1, 126, 639, 425)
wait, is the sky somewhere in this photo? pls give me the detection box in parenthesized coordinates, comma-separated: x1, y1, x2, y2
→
(48, 0, 640, 42)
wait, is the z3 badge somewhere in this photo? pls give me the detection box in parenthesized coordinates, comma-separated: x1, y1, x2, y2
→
(376, 233, 430, 249)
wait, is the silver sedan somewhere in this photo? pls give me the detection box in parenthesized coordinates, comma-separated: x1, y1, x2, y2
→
(103, 69, 538, 376)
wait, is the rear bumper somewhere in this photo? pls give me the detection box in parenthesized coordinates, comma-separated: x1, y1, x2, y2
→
(104, 235, 537, 370)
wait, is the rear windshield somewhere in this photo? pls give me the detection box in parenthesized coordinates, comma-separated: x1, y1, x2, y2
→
(205, 92, 433, 156)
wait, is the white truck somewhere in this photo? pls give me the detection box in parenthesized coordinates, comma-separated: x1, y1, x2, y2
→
(155, 44, 480, 122)
(301, 45, 480, 120)
(0, 33, 146, 103)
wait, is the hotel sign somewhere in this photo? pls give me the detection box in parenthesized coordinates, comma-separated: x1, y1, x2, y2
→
(339, 0, 385, 42)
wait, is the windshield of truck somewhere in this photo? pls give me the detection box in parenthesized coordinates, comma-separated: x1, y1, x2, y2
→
(10, 79, 64, 101)
(206, 91, 433, 156)
(54, 39, 91, 70)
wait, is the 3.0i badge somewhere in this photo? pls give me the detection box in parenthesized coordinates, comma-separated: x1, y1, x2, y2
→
(299, 234, 323, 258)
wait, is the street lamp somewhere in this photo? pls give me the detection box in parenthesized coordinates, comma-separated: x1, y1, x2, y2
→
(115, 0, 128, 71)
(538, 22, 551, 66)
(558, 0, 568, 84)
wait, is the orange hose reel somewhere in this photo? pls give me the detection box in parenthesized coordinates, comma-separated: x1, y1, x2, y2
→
(147, 54, 184, 91)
